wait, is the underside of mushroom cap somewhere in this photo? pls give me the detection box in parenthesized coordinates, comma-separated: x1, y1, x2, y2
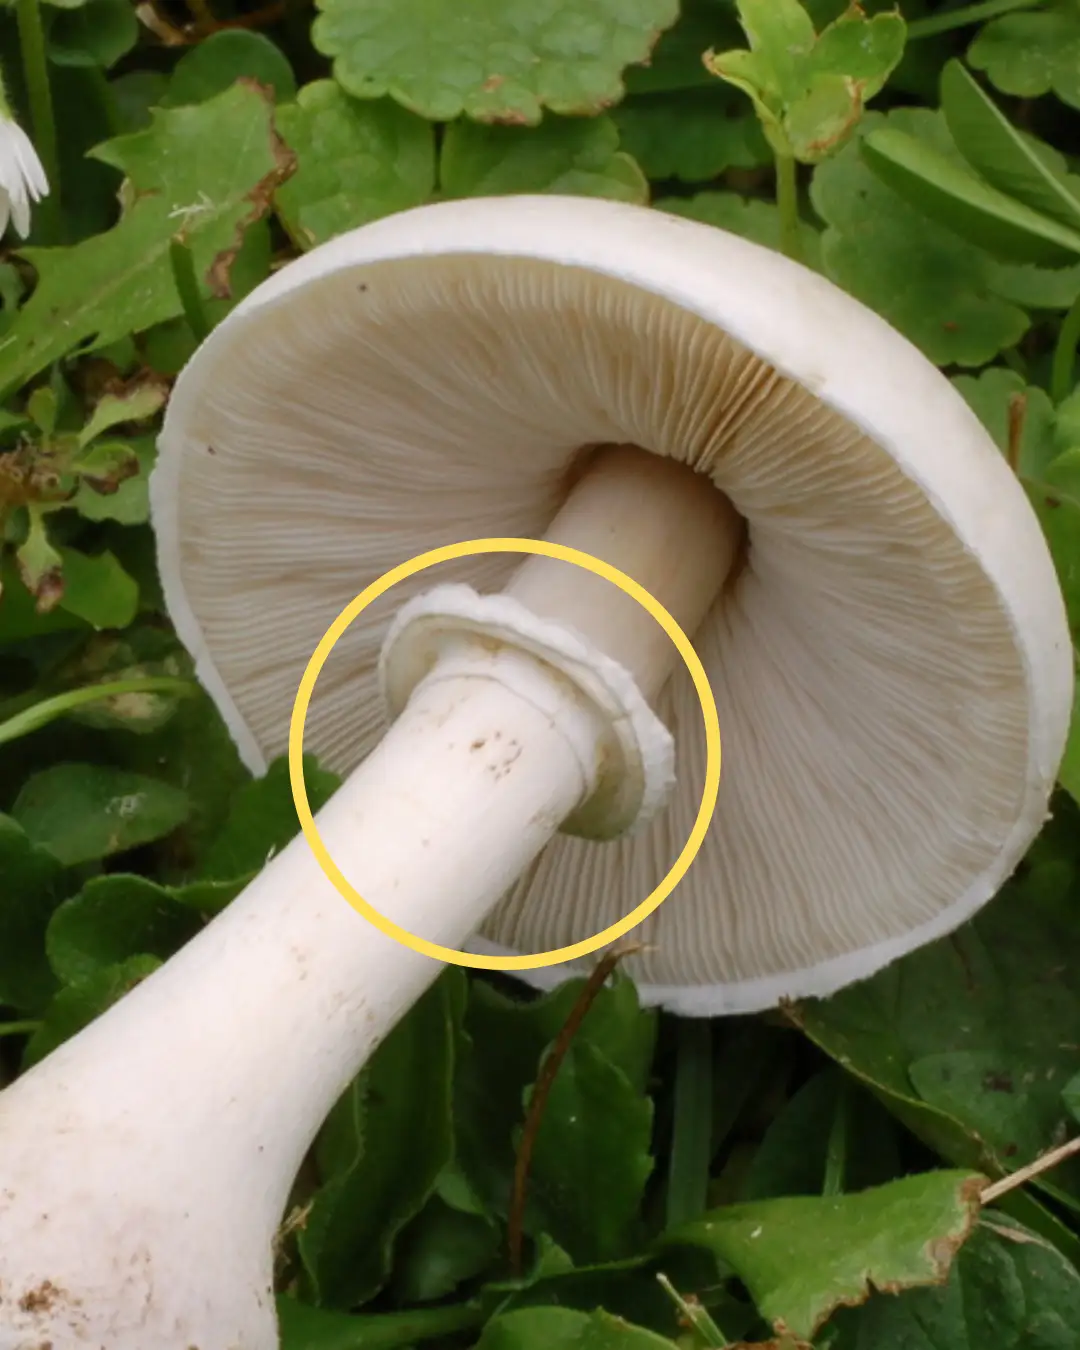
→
(151, 195, 1073, 1015)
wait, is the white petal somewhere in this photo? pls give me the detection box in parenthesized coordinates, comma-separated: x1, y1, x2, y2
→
(7, 122, 48, 198)
(0, 189, 15, 240)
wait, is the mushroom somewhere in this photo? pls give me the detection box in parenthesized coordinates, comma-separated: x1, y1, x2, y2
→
(0, 195, 1070, 1350)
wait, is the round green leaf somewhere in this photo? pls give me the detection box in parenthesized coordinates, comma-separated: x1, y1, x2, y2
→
(311, 0, 681, 124)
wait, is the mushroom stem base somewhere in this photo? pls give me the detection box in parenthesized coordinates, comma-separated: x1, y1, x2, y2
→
(0, 444, 740, 1350)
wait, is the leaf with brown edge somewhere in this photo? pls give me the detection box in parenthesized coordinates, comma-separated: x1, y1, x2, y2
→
(658, 1171, 985, 1342)
(0, 81, 293, 398)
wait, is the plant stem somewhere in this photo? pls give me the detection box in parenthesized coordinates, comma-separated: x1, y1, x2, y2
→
(1051, 290, 1080, 405)
(14, 0, 60, 242)
(0, 676, 195, 746)
(981, 1134, 1080, 1203)
(507, 945, 638, 1276)
(169, 238, 213, 341)
(775, 153, 802, 264)
(822, 1078, 849, 1197)
(0, 1021, 40, 1038)
(907, 0, 1046, 41)
(656, 1272, 727, 1348)
(666, 1018, 714, 1229)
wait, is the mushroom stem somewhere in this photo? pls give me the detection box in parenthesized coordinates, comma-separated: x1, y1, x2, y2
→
(508, 445, 742, 699)
(0, 447, 737, 1349)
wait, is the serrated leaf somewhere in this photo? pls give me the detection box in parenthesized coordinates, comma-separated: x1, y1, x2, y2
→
(46, 874, 201, 985)
(441, 115, 648, 203)
(23, 954, 161, 1066)
(162, 30, 297, 108)
(941, 59, 1080, 235)
(311, 0, 680, 125)
(810, 108, 1030, 366)
(12, 762, 190, 865)
(298, 971, 466, 1308)
(476, 1308, 677, 1350)
(663, 1171, 984, 1341)
(968, 4, 1080, 112)
(0, 81, 295, 398)
(828, 1218, 1080, 1348)
(274, 83, 434, 250)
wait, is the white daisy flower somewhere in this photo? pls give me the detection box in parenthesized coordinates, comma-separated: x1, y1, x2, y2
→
(0, 116, 48, 240)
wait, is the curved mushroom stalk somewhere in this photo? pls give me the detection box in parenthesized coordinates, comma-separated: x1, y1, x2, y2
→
(0, 447, 739, 1350)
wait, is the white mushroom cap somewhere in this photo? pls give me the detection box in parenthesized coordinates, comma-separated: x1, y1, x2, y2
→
(151, 195, 1073, 1016)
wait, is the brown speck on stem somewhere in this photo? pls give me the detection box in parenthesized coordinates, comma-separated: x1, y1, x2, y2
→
(507, 942, 644, 1276)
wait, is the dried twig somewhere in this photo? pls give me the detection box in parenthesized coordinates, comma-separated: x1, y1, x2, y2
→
(980, 1135, 1080, 1205)
(506, 943, 643, 1275)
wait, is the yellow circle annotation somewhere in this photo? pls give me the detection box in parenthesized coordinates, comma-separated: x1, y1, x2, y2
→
(288, 538, 721, 971)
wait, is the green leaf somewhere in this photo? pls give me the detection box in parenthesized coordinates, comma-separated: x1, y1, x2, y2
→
(968, 4, 1080, 112)
(522, 1035, 654, 1264)
(298, 971, 467, 1308)
(274, 83, 434, 251)
(623, 0, 743, 95)
(612, 88, 769, 183)
(440, 116, 648, 203)
(739, 1068, 901, 1202)
(0, 815, 69, 1012)
(78, 384, 167, 448)
(456, 976, 657, 1218)
(70, 435, 156, 525)
(664, 1170, 984, 1341)
(828, 1218, 1080, 1348)
(46, 874, 201, 985)
(810, 5, 906, 102)
(728, 0, 817, 104)
(110, 71, 170, 133)
(810, 108, 1030, 365)
(47, 0, 138, 68)
(197, 754, 339, 882)
(390, 1195, 500, 1304)
(55, 547, 138, 630)
(792, 813, 1080, 1223)
(475, 1308, 677, 1350)
(706, 0, 905, 162)
(276, 1295, 484, 1349)
(162, 30, 297, 108)
(862, 126, 1080, 266)
(310, 0, 680, 124)
(941, 59, 1080, 234)
(11, 763, 191, 865)
(15, 507, 64, 613)
(23, 954, 161, 1065)
(657, 192, 821, 269)
(0, 81, 295, 398)
(951, 368, 1058, 477)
